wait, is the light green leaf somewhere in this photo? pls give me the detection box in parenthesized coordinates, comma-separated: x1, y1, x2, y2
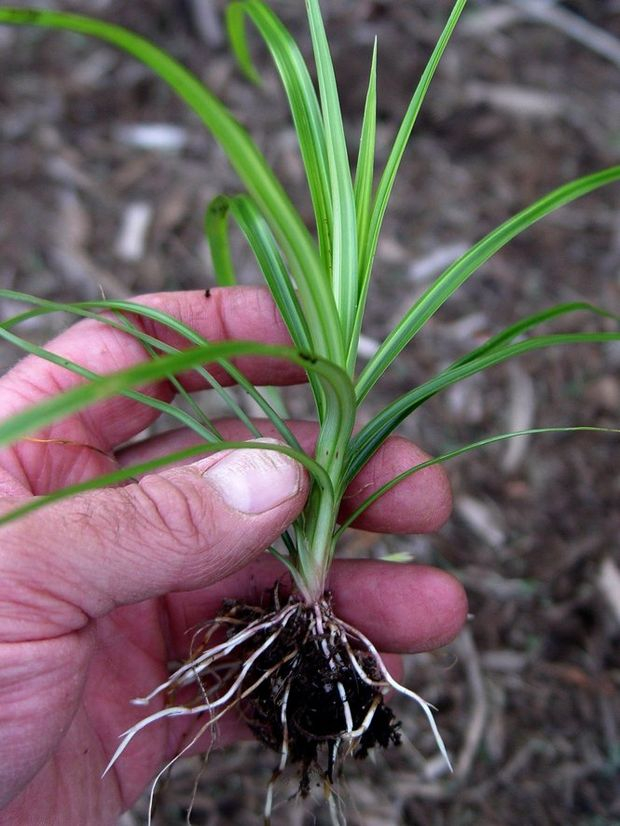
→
(0, 291, 301, 449)
(0, 6, 342, 365)
(204, 196, 237, 286)
(203, 195, 312, 353)
(0, 439, 333, 528)
(336, 426, 620, 537)
(346, 330, 620, 485)
(353, 38, 377, 289)
(351, 0, 469, 369)
(306, 0, 358, 346)
(0, 335, 352, 452)
(356, 165, 620, 402)
(226, 0, 333, 270)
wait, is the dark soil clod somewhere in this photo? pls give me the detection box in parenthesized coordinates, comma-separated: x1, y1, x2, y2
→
(211, 592, 401, 795)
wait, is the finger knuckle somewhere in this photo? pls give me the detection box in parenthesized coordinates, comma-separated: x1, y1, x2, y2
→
(131, 472, 213, 553)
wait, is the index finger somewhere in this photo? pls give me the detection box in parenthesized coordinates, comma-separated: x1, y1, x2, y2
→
(0, 287, 305, 454)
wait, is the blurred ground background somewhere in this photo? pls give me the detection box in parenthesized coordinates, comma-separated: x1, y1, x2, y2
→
(1, 0, 620, 824)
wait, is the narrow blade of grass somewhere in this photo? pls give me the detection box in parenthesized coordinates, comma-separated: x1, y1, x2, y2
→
(335, 426, 620, 537)
(356, 165, 620, 402)
(204, 196, 237, 287)
(306, 0, 358, 347)
(351, 0, 468, 366)
(110, 309, 226, 440)
(204, 195, 312, 353)
(226, 0, 333, 270)
(353, 38, 378, 300)
(0, 332, 355, 480)
(0, 439, 333, 528)
(451, 301, 620, 368)
(345, 330, 620, 485)
(0, 291, 304, 450)
(0, 326, 221, 444)
(204, 193, 322, 417)
(0, 7, 343, 366)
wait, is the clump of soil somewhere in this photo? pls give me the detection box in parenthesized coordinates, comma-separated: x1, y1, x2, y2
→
(226, 593, 402, 794)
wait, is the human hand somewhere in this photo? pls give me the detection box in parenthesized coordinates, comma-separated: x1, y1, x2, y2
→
(0, 288, 467, 825)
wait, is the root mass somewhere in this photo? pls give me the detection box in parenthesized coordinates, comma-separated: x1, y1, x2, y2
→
(107, 587, 449, 823)
(229, 594, 402, 792)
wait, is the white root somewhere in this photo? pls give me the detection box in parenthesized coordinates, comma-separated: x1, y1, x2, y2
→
(312, 604, 354, 735)
(337, 628, 390, 692)
(115, 647, 299, 826)
(326, 781, 347, 826)
(132, 603, 299, 704)
(345, 695, 382, 740)
(143, 654, 299, 826)
(264, 682, 291, 825)
(104, 605, 300, 777)
(144, 700, 235, 826)
(337, 617, 453, 772)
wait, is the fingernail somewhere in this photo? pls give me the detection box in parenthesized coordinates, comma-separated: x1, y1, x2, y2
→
(197, 439, 302, 514)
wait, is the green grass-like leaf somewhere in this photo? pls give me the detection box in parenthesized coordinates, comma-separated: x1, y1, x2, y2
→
(346, 330, 620, 484)
(0, 6, 343, 366)
(0, 335, 352, 449)
(356, 165, 620, 402)
(0, 439, 333, 528)
(306, 0, 358, 346)
(452, 301, 620, 368)
(0, 291, 302, 449)
(204, 195, 312, 354)
(226, 0, 333, 271)
(336, 426, 620, 538)
(353, 38, 378, 293)
(350, 0, 469, 368)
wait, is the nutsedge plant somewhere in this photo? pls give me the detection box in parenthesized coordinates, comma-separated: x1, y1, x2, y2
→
(0, 1, 619, 821)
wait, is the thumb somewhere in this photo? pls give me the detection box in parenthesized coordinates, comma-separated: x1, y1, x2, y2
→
(1, 440, 308, 635)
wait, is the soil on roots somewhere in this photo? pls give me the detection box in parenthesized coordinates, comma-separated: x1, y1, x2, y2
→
(200, 591, 402, 795)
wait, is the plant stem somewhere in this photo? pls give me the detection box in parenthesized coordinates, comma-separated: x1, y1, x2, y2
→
(296, 490, 338, 602)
